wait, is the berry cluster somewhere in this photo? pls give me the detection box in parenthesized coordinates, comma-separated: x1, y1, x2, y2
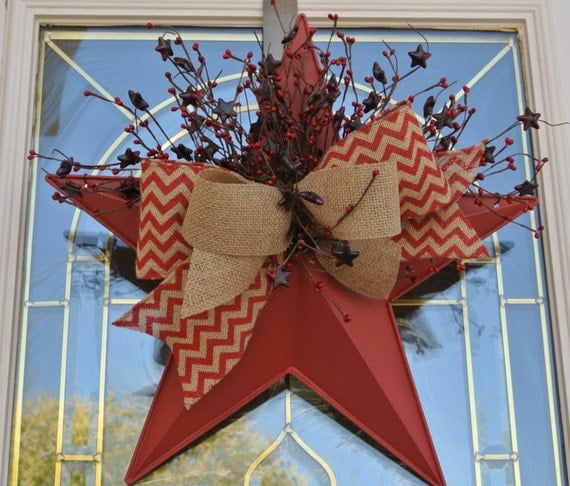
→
(30, 9, 557, 286)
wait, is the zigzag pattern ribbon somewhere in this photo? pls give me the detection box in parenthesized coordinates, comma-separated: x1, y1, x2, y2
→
(319, 104, 453, 218)
(136, 161, 204, 279)
(116, 259, 272, 408)
(396, 143, 487, 259)
(114, 103, 488, 408)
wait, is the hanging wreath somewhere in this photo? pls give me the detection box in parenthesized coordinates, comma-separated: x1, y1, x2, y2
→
(31, 6, 559, 484)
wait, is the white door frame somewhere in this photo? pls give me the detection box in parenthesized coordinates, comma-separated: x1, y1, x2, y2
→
(1, 1, 569, 483)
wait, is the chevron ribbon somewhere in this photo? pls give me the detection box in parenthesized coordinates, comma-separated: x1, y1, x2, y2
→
(320, 104, 453, 218)
(135, 160, 205, 279)
(395, 142, 488, 259)
(114, 102, 488, 408)
(115, 260, 272, 408)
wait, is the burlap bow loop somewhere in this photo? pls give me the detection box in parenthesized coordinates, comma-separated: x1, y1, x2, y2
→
(179, 168, 290, 317)
(182, 168, 291, 256)
(297, 161, 404, 300)
(297, 162, 401, 240)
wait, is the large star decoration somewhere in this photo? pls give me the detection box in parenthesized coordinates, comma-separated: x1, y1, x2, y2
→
(45, 14, 537, 486)
(45, 171, 533, 485)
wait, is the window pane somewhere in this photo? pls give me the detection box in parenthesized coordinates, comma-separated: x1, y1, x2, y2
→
(11, 26, 566, 486)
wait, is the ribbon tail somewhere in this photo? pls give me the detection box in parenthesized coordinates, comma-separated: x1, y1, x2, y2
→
(395, 202, 489, 260)
(181, 249, 266, 318)
(114, 261, 273, 409)
(114, 261, 190, 340)
(437, 143, 485, 201)
(135, 160, 205, 280)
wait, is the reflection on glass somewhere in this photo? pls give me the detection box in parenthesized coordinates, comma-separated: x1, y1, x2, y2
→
(11, 25, 566, 486)
(480, 460, 515, 486)
(62, 461, 95, 486)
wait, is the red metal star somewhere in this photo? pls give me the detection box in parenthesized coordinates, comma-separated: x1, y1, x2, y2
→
(45, 171, 533, 485)
(125, 259, 444, 485)
(42, 12, 538, 485)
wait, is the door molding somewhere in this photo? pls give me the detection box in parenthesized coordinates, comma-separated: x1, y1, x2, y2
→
(1, 1, 569, 483)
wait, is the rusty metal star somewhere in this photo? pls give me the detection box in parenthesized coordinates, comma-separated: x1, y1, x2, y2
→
(331, 239, 360, 267)
(408, 44, 431, 69)
(517, 106, 541, 130)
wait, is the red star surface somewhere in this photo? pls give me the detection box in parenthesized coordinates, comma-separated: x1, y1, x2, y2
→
(124, 259, 444, 485)
(44, 171, 534, 485)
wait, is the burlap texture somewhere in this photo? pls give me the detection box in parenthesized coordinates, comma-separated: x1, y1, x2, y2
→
(136, 160, 201, 279)
(298, 162, 401, 239)
(436, 143, 485, 199)
(181, 250, 265, 317)
(317, 238, 401, 299)
(182, 168, 290, 256)
(318, 103, 453, 219)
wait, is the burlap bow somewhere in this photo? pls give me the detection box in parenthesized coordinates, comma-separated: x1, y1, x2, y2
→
(116, 102, 488, 407)
(178, 158, 401, 318)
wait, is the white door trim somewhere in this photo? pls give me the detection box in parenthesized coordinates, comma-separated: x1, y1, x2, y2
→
(1, 1, 569, 483)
